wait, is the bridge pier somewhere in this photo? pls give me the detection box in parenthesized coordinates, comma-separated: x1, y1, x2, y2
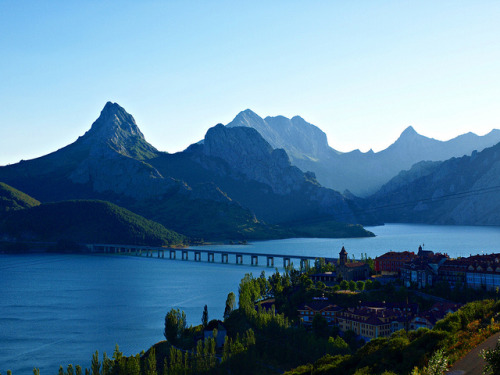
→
(222, 254, 228, 263)
(267, 256, 274, 267)
(300, 258, 309, 270)
(283, 257, 291, 268)
(251, 255, 258, 266)
(182, 250, 188, 261)
(195, 251, 201, 262)
(170, 250, 176, 260)
(236, 254, 243, 265)
(208, 252, 215, 262)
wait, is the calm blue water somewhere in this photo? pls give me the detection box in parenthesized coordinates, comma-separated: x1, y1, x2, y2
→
(1, 224, 500, 374)
(193, 223, 500, 260)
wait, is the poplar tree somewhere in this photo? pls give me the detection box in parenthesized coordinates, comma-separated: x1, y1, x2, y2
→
(145, 347, 158, 375)
(91, 351, 100, 375)
(201, 305, 208, 328)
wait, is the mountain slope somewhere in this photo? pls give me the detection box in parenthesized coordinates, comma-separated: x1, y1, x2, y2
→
(366, 141, 500, 225)
(0, 103, 278, 240)
(150, 124, 374, 229)
(0, 103, 373, 240)
(226, 110, 500, 196)
(0, 200, 187, 246)
(0, 181, 40, 214)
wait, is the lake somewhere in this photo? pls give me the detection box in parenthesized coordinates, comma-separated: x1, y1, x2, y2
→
(1, 223, 500, 374)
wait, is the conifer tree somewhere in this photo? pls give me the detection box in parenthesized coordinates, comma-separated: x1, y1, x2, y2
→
(145, 347, 157, 375)
(201, 305, 208, 328)
(66, 364, 74, 375)
(91, 351, 100, 375)
(75, 365, 82, 375)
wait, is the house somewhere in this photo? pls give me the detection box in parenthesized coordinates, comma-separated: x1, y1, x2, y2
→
(410, 302, 461, 330)
(401, 248, 448, 288)
(310, 272, 337, 284)
(465, 254, 500, 291)
(374, 251, 417, 275)
(336, 247, 371, 281)
(438, 259, 468, 287)
(204, 320, 227, 348)
(336, 305, 410, 340)
(297, 297, 343, 325)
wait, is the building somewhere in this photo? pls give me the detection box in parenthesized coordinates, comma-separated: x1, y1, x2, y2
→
(375, 251, 417, 275)
(310, 272, 337, 284)
(465, 254, 500, 291)
(336, 247, 371, 281)
(337, 305, 410, 340)
(297, 297, 343, 325)
(437, 259, 468, 287)
(410, 302, 461, 330)
(401, 248, 449, 288)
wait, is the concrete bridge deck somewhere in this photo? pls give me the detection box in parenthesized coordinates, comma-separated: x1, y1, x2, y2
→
(88, 243, 336, 269)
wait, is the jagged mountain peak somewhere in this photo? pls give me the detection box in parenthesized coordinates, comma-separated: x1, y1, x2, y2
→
(399, 125, 419, 138)
(80, 102, 157, 160)
(85, 101, 144, 139)
(229, 109, 264, 127)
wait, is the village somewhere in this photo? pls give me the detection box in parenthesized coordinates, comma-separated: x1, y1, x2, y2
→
(290, 246, 500, 342)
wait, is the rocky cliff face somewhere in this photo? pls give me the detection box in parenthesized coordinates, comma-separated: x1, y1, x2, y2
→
(227, 110, 334, 161)
(367, 142, 500, 225)
(202, 124, 307, 195)
(79, 101, 158, 160)
(184, 123, 361, 224)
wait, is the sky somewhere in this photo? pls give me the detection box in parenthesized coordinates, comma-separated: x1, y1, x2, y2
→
(1, 1, 500, 166)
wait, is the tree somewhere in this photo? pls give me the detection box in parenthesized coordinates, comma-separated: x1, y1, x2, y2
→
(91, 351, 100, 375)
(340, 280, 348, 290)
(145, 347, 158, 375)
(356, 280, 365, 291)
(224, 292, 236, 319)
(481, 337, 500, 374)
(312, 314, 329, 338)
(164, 308, 187, 344)
(348, 280, 356, 291)
(202, 304, 209, 328)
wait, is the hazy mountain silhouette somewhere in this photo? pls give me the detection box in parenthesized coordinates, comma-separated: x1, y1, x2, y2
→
(226, 110, 500, 196)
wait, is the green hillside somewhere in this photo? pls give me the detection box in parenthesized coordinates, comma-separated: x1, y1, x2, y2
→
(0, 200, 187, 247)
(0, 181, 40, 213)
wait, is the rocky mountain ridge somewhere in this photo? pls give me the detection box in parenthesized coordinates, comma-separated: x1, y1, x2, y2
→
(366, 142, 500, 225)
(0, 102, 373, 240)
(226, 110, 500, 196)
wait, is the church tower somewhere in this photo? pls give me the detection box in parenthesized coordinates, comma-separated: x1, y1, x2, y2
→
(339, 246, 348, 266)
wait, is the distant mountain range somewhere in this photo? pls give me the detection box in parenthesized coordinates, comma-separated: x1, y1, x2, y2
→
(365, 141, 500, 225)
(227, 110, 500, 196)
(2, 102, 499, 241)
(0, 102, 373, 241)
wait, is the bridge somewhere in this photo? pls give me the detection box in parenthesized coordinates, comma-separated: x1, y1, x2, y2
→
(87, 243, 336, 269)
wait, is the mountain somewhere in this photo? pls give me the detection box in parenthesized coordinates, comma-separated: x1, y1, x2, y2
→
(149, 123, 375, 229)
(366, 141, 500, 225)
(0, 181, 40, 214)
(0, 103, 280, 240)
(0, 103, 373, 240)
(226, 110, 500, 196)
(0, 200, 187, 246)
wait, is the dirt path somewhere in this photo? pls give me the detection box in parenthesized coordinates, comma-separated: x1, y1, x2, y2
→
(446, 332, 500, 374)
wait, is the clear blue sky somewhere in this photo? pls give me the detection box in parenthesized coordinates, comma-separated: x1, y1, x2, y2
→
(1, 1, 499, 165)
